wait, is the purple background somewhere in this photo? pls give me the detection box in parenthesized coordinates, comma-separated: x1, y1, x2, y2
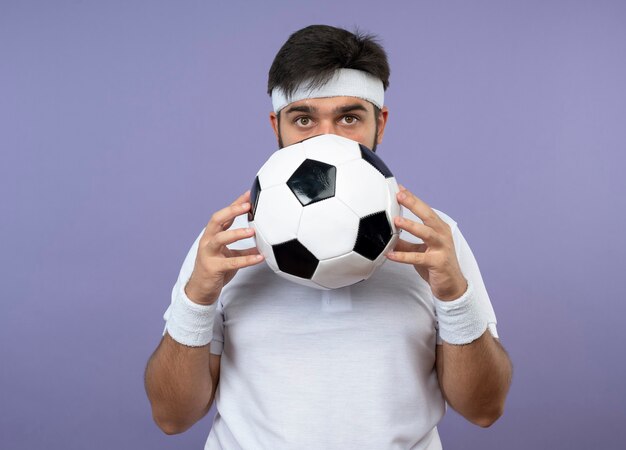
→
(2, 1, 625, 448)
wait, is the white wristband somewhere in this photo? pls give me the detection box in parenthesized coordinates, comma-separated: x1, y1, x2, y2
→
(165, 283, 217, 347)
(433, 279, 488, 345)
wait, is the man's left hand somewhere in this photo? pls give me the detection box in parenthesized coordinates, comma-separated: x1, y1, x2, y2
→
(386, 185, 468, 301)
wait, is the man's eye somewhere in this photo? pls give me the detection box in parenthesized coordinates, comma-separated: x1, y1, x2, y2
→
(296, 117, 311, 126)
(341, 116, 359, 125)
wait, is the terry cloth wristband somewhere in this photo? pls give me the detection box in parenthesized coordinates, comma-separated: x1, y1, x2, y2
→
(165, 283, 217, 347)
(433, 279, 488, 345)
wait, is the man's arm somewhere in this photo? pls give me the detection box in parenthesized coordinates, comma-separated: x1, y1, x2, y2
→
(144, 191, 261, 435)
(387, 185, 512, 426)
(144, 334, 221, 434)
(436, 332, 512, 427)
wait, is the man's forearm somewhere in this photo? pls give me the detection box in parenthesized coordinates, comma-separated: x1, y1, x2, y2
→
(436, 330, 512, 427)
(144, 333, 214, 434)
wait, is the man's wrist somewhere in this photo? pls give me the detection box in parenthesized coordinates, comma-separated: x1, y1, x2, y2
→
(433, 277, 468, 302)
(166, 282, 217, 347)
(434, 279, 488, 345)
(184, 282, 218, 306)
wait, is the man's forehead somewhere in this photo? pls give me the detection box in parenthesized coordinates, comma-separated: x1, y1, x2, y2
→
(283, 96, 374, 114)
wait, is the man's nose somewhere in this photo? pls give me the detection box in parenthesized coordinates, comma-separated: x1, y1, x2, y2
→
(318, 120, 337, 135)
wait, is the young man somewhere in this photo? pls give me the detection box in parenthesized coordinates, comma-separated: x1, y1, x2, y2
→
(145, 25, 512, 449)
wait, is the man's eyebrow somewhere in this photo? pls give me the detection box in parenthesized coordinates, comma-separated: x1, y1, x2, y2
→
(284, 105, 316, 115)
(333, 104, 369, 114)
(283, 103, 370, 116)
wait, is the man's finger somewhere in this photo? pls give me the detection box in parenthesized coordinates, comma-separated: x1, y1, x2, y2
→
(230, 247, 261, 257)
(386, 250, 429, 267)
(396, 189, 446, 231)
(394, 217, 443, 247)
(220, 190, 252, 231)
(204, 198, 251, 237)
(218, 254, 264, 271)
(205, 227, 255, 254)
(231, 190, 251, 206)
(393, 238, 427, 253)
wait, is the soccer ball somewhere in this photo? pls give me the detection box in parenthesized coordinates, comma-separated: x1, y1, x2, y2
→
(248, 134, 402, 289)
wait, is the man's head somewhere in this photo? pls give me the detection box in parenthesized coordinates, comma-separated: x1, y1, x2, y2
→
(267, 25, 390, 151)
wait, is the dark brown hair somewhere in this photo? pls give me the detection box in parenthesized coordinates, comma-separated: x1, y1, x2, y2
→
(268, 25, 390, 98)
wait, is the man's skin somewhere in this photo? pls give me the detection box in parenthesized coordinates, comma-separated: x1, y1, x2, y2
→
(144, 96, 513, 434)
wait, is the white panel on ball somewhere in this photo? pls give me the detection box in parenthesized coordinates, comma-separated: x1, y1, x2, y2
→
(312, 251, 375, 289)
(253, 227, 278, 272)
(297, 197, 360, 260)
(386, 177, 402, 234)
(335, 159, 388, 218)
(302, 134, 361, 166)
(274, 270, 330, 290)
(257, 144, 307, 190)
(253, 184, 303, 245)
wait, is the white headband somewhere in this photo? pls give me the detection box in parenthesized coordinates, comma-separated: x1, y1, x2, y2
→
(271, 68, 385, 113)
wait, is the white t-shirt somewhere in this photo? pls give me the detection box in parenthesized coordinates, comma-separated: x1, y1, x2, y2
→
(163, 208, 498, 449)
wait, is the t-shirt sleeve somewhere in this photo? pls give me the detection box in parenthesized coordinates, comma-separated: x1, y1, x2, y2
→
(449, 221, 499, 341)
(210, 299, 225, 355)
(162, 227, 205, 337)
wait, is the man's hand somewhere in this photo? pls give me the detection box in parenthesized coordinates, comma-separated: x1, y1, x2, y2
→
(387, 184, 512, 426)
(185, 191, 264, 305)
(145, 191, 263, 435)
(386, 184, 467, 301)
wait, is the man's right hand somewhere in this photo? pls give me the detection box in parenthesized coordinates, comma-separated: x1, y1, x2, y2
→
(185, 190, 264, 305)
(146, 194, 258, 434)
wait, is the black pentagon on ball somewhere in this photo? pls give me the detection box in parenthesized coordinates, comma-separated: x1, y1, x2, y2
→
(248, 176, 261, 222)
(359, 144, 394, 178)
(354, 211, 393, 261)
(273, 239, 319, 279)
(287, 159, 336, 206)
